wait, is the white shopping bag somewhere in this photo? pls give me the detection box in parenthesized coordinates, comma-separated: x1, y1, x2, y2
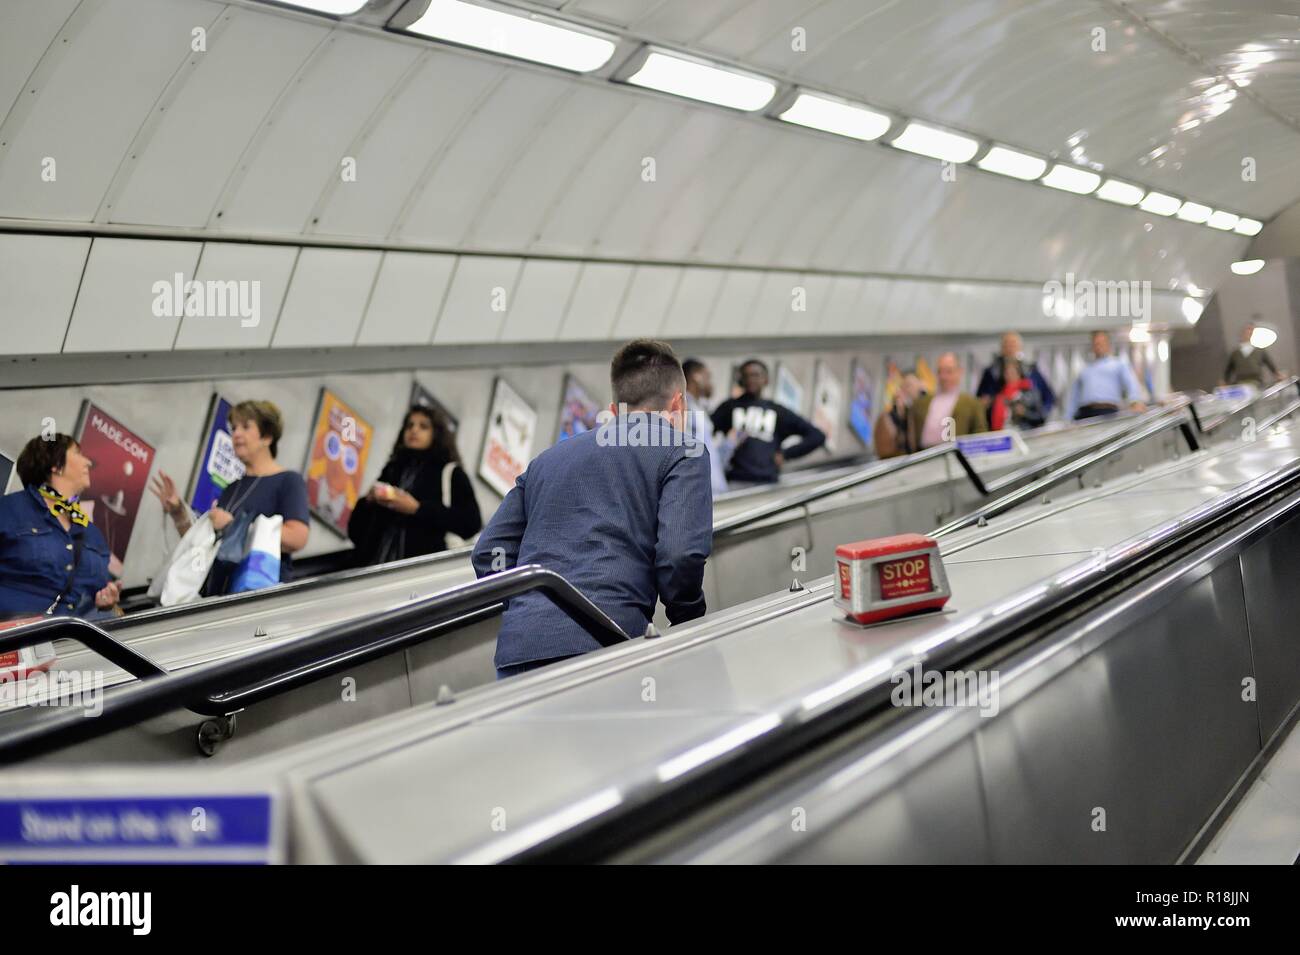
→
(148, 511, 219, 607)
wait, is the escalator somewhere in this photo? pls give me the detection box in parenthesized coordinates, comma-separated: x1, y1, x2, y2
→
(5, 401, 1293, 862)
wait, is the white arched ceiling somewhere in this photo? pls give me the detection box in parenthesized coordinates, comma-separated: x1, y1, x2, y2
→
(0, 0, 1277, 359)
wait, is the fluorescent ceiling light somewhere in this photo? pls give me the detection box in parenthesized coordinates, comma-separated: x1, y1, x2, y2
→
(274, 0, 367, 12)
(1231, 259, 1265, 275)
(1128, 324, 1151, 343)
(890, 121, 979, 163)
(1235, 217, 1263, 236)
(1139, 191, 1181, 216)
(1207, 210, 1240, 231)
(778, 92, 891, 141)
(626, 49, 775, 111)
(1041, 163, 1101, 195)
(1182, 297, 1203, 324)
(1176, 201, 1213, 223)
(1251, 326, 1278, 348)
(1096, 179, 1145, 206)
(977, 145, 1047, 180)
(406, 0, 616, 73)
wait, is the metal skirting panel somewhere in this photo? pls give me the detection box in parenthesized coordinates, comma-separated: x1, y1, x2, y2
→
(1238, 512, 1300, 743)
(775, 737, 990, 865)
(977, 559, 1258, 863)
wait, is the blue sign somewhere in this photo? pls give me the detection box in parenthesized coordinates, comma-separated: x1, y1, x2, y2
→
(957, 434, 1016, 457)
(189, 395, 245, 513)
(1214, 385, 1251, 403)
(0, 794, 279, 863)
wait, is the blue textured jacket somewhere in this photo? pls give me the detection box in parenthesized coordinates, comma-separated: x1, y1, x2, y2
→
(472, 414, 713, 667)
(0, 487, 112, 617)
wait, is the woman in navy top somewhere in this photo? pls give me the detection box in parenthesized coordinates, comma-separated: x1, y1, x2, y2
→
(151, 400, 310, 596)
(0, 434, 121, 620)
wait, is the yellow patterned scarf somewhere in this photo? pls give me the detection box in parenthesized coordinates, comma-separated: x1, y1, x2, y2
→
(38, 484, 90, 527)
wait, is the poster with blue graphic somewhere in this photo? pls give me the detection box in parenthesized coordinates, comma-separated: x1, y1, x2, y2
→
(849, 359, 875, 447)
(188, 394, 245, 514)
(556, 374, 601, 442)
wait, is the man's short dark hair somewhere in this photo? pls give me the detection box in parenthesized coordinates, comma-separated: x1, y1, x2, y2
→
(681, 358, 706, 380)
(740, 359, 768, 377)
(17, 433, 77, 488)
(611, 339, 685, 410)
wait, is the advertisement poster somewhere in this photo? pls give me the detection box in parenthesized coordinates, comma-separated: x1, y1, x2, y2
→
(774, 364, 805, 415)
(556, 374, 601, 442)
(478, 378, 537, 498)
(188, 395, 245, 514)
(811, 362, 843, 448)
(410, 381, 459, 433)
(849, 359, 875, 447)
(304, 389, 374, 538)
(882, 356, 903, 407)
(914, 355, 937, 396)
(74, 401, 156, 577)
(0, 448, 13, 495)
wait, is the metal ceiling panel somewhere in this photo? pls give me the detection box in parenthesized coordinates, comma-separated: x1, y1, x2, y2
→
(64, 237, 198, 353)
(109, 7, 329, 227)
(355, 251, 455, 346)
(271, 247, 382, 348)
(0, 0, 211, 222)
(0, 233, 89, 356)
(498, 259, 583, 342)
(432, 256, 524, 344)
(216, 31, 419, 234)
(174, 242, 297, 351)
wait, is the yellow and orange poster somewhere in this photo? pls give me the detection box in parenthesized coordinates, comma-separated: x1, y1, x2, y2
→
(304, 388, 374, 537)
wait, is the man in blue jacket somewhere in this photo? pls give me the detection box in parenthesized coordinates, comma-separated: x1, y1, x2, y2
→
(472, 340, 713, 679)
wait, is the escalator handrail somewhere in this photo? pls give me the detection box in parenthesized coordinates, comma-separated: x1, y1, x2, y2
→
(713, 443, 982, 536)
(0, 616, 168, 681)
(1201, 376, 1300, 433)
(97, 458, 875, 633)
(513, 453, 1300, 863)
(713, 406, 1181, 537)
(0, 564, 627, 762)
(931, 408, 1201, 538)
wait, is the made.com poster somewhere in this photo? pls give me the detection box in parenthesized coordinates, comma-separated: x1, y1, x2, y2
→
(74, 401, 156, 577)
(304, 389, 373, 537)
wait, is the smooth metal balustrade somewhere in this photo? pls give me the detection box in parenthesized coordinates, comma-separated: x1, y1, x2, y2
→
(1, 392, 1288, 767)
(58, 414, 1291, 865)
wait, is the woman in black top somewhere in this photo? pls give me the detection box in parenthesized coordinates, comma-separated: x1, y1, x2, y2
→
(348, 404, 482, 565)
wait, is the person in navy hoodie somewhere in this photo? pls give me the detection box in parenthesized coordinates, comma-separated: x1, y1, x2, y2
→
(0, 433, 119, 620)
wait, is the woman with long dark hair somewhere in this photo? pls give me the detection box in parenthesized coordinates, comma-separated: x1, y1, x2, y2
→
(347, 404, 482, 565)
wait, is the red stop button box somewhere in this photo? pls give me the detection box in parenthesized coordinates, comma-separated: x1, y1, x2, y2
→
(834, 533, 950, 625)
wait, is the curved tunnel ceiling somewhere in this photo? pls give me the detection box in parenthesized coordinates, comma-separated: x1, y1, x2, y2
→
(0, 0, 1289, 353)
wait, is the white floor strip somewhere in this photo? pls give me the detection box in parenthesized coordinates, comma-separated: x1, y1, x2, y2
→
(1198, 717, 1300, 864)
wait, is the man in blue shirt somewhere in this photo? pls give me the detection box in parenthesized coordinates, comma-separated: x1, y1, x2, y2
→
(472, 340, 713, 679)
(1066, 330, 1147, 420)
(682, 358, 732, 497)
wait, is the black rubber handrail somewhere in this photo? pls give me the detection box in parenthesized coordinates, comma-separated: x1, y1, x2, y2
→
(713, 407, 1181, 537)
(0, 565, 627, 762)
(931, 408, 1201, 538)
(1201, 376, 1300, 434)
(0, 617, 167, 681)
(101, 454, 878, 631)
(712, 443, 977, 535)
